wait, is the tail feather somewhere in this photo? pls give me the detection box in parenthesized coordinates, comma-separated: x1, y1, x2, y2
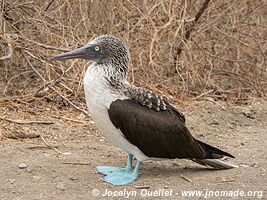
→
(196, 139, 235, 158)
(193, 139, 237, 169)
(192, 158, 239, 169)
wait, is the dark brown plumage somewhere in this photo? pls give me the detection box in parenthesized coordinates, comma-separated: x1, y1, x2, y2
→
(109, 98, 234, 160)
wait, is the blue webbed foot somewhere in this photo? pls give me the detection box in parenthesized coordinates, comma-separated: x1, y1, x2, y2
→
(96, 166, 132, 176)
(96, 154, 141, 185)
(103, 170, 139, 185)
(96, 153, 133, 176)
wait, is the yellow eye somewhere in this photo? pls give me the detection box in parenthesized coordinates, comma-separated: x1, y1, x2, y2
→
(95, 45, 100, 52)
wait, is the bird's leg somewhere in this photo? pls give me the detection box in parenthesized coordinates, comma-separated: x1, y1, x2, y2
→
(96, 153, 133, 175)
(125, 153, 133, 170)
(103, 160, 141, 185)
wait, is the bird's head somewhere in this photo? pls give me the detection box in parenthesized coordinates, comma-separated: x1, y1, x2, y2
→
(51, 35, 130, 72)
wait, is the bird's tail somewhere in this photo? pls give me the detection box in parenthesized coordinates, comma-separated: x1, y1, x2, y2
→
(192, 158, 239, 169)
(192, 139, 238, 169)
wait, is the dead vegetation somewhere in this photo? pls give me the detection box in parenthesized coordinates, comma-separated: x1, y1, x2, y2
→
(0, 0, 266, 112)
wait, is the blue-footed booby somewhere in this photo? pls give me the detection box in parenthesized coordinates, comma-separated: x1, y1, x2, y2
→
(51, 35, 237, 185)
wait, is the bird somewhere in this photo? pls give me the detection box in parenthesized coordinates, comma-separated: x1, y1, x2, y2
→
(51, 35, 237, 186)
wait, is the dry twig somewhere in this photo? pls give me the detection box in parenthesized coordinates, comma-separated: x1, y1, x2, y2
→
(62, 162, 91, 165)
(4, 131, 40, 139)
(40, 135, 62, 154)
(0, 43, 13, 60)
(0, 117, 55, 125)
(180, 174, 192, 182)
(21, 50, 89, 116)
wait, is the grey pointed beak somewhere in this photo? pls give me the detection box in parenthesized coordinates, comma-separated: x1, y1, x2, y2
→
(51, 44, 99, 61)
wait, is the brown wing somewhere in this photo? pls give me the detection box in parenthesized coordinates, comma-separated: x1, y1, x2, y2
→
(108, 99, 233, 159)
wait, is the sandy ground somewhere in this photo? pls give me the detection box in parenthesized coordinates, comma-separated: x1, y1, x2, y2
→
(0, 99, 266, 200)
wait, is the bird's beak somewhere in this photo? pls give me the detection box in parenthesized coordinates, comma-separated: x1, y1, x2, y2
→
(50, 44, 94, 61)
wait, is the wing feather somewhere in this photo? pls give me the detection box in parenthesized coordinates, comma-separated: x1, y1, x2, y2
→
(108, 99, 209, 159)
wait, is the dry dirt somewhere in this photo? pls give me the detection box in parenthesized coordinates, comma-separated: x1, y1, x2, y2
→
(0, 99, 266, 200)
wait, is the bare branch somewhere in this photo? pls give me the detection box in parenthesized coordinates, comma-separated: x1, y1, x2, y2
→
(0, 43, 13, 60)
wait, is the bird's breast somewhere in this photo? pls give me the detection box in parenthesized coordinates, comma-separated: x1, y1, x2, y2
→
(82, 64, 149, 161)
(84, 65, 117, 113)
(83, 64, 126, 132)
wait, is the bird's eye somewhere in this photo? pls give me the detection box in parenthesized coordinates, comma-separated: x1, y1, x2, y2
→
(95, 45, 100, 52)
